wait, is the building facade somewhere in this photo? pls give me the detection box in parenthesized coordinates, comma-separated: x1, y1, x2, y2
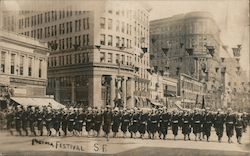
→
(177, 73, 205, 109)
(148, 72, 178, 107)
(150, 12, 223, 108)
(14, 1, 151, 108)
(0, 30, 49, 101)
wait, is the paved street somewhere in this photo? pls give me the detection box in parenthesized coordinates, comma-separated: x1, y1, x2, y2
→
(0, 127, 249, 156)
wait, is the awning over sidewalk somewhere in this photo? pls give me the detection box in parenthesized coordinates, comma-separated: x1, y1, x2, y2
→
(11, 97, 65, 109)
(150, 101, 164, 107)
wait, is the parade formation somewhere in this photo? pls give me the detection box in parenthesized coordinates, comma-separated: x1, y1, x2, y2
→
(3, 105, 249, 144)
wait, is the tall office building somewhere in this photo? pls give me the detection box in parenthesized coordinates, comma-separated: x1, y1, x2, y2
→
(16, 1, 151, 108)
(150, 12, 223, 107)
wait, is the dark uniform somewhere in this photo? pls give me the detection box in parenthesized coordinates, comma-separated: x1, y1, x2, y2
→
(62, 112, 68, 136)
(171, 113, 180, 139)
(36, 110, 44, 136)
(112, 112, 121, 134)
(67, 112, 76, 133)
(214, 113, 225, 142)
(130, 113, 140, 137)
(225, 113, 236, 140)
(93, 112, 103, 135)
(242, 114, 248, 133)
(6, 110, 14, 135)
(53, 111, 62, 135)
(149, 113, 159, 139)
(138, 112, 148, 137)
(29, 109, 37, 136)
(121, 112, 131, 134)
(21, 109, 29, 136)
(202, 112, 214, 141)
(192, 112, 203, 140)
(235, 116, 244, 144)
(85, 112, 93, 133)
(45, 111, 53, 136)
(181, 113, 191, 140)
(103, 110, 113, 135)
(15, 110, 22, 136)
(159, 112, 171, 140)
(75, 111, 85, 133)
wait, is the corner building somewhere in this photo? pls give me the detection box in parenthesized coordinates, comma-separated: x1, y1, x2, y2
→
(17, 1, 151, 108)
(150, 12, 223, 108)
(0, 30, 49, 97)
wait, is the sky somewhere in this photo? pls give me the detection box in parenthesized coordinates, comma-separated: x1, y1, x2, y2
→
(2, 0, 250, 78)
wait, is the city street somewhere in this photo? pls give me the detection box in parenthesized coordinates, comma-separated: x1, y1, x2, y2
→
(0, 127, 249, 156)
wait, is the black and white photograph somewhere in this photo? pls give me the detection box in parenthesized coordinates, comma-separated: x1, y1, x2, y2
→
(0, 0, 249, 155)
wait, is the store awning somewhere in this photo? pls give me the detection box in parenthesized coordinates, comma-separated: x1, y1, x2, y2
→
(150, 101, 164, 107)
(11, 97, 65, 109)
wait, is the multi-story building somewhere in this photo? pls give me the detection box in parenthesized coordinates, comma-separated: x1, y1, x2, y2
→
(150, 12, 223, 108)
(0, 30, 58, 109)
(221, 57, 250, 111)
(15, 1, 151, 108)
(147, 72, 178, 108)
(177, 73, 205, 109)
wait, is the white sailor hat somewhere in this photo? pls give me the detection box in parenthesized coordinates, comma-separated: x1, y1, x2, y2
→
(114, 107, 119, 111)
(87, 107, 92, 111)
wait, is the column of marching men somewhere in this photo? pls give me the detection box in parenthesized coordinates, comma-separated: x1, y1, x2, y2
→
(4, 105, 249, 144)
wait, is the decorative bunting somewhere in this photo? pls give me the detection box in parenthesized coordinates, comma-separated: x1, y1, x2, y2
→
(206, 46, 215, 57)
(232, 47, 241, 57)
(186, 48, 193, 56)
(162, 48, 169, 55)
(141, 47, 148, 53)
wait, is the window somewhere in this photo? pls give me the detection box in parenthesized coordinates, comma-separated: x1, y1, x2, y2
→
(83, 18, 86, 30)
(20, 56, 24, 75)
(10, 54, 15, 74)
(28, 57, 32, 76)
(116, 54, 120, 64)
(62, 39, 65, 49)
(121, 55, 125, 64)
(66, 38, 69, 49)
(100, 52, 105, 62)
(100, 34, 105, 45)
(121, 22, 125, 33)
(122, 37, 125, 47)
(107, 53, 112, 63)
(62, 23, 65, 34)
(108, 19, 112, 30)
(100, 17, 105, 29)
(116, 10, 120, 15)
(86, 18, 89, 29)
(116, 20, 120, 32)
(69, 37, 72, 48)
(66, 22, 69, 33)
(39, 60, 42, 78)
(78, 35, 81, 46)
(70, 21, 72, 32)
(86, 34, 89, 45)
(127, 23, 129, 34)
(108, 35, 112, 46)
(116, 36, 120, 47)
(83, 35, 86, 45)
(1, 52, 5, 73)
